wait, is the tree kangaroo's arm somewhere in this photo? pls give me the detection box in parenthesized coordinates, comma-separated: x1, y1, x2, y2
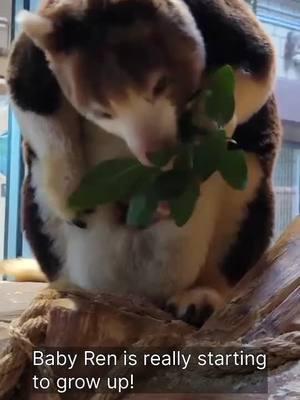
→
(185, 0, 276, 127)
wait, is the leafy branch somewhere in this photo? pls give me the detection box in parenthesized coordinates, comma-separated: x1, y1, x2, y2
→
(69, 65, 248, 228)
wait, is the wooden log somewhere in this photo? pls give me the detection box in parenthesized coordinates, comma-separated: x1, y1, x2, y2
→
(46, 293, 194, 347)
(0, 282, 46, 353)
(194, 217, 300, 343)
(0, 282, 46, 322)
(0, 218, 299, 399)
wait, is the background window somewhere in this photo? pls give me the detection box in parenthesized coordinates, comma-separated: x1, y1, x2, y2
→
(0, 85, 8, 259)
(0, 0, 10, 259)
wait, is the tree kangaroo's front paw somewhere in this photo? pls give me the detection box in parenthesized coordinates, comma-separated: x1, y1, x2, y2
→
(165, 287, 225, 328)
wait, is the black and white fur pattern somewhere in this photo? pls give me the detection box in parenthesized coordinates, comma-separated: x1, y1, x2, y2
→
(6, 0, 281, 327)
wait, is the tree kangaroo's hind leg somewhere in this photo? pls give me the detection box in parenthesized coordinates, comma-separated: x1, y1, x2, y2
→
(165, 0, 280, 327)
(167, 96, 281, 328)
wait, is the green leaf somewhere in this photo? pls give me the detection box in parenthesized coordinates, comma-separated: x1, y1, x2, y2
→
(130, 169, 160, 195)
(148, 148, 176, 168)
(152, 170, 189, 201)
(174, 144, 194, 170)
(189, 92, 218, 133)
(170, 179, 200, 227)
(218, 150, 248, 190)
(126, 193, 158, 228)
(193, 129, 227, 180)
(178, 111, 201, 143)
(69, 158, 150, 210)
(205, 65, 235, 126)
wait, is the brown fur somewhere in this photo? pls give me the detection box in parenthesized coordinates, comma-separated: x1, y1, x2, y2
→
(184, 0, 275, 79)
(35, 0, 205, 115)
(22, 142, 63, 280)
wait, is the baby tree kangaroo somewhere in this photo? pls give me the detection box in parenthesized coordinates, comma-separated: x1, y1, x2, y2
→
(7, 0, 281, 327)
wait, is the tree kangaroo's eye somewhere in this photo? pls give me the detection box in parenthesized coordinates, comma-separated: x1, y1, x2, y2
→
(153, 76, 170, 97)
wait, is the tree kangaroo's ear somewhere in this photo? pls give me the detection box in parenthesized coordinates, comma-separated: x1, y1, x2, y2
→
(16, 10, 54, 50)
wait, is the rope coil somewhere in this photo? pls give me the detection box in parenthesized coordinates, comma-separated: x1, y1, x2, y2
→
(0, 288, 299, 399)
(0, 289, 60, 398)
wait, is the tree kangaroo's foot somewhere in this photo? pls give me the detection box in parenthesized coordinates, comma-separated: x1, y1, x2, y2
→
(165, 287, 225, 328)
(0, 258, 46, 282)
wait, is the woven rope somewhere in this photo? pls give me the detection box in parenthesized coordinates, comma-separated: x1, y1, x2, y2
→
(0, 288, 299, 400)
(0, 288, 61, 398)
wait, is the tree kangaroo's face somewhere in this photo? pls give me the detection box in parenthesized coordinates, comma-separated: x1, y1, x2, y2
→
(18, 0, 206, 164)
